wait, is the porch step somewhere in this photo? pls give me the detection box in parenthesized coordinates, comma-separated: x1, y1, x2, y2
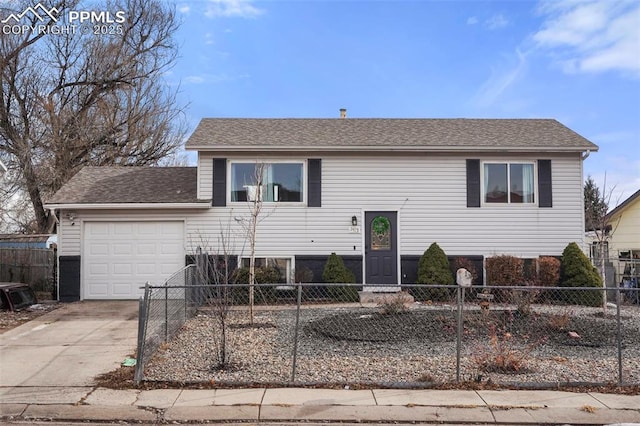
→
(358, 291, 414, 304)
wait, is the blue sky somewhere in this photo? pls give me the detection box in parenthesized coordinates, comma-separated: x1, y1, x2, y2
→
(168, 0, 639, 207)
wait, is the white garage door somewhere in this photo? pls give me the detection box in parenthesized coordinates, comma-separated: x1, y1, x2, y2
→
(83, 221, 185, 299)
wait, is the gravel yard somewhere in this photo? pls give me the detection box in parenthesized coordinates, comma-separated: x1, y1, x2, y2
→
(144, 303, 640, 386)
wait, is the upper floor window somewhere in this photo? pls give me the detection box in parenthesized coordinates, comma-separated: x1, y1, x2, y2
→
(230, 162, 304, 203)
(483, 162, 535, 204)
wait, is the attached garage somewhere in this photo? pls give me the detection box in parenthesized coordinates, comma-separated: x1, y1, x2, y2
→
(83, 221, 185, 299)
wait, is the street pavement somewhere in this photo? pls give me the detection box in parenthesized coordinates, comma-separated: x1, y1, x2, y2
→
(1, 302, 640, 424)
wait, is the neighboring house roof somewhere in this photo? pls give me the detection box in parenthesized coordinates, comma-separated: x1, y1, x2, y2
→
(46, 166, 207, 206)
(0, 234, 57, 248)
(607, 189, 640, 221)
(185, 118, 599, 152)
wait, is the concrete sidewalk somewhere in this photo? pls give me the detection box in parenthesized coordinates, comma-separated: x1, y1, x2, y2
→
(1, 386, 639, 424)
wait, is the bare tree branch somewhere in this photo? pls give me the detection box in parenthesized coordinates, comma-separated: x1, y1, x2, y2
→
(0, 0, 186, 232)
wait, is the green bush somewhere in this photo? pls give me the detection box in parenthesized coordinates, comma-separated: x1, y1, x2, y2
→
(485, 255, 524, 303)
(559, 242, 603, 306)
(415, 243, 454, 301)
(231, 266, 281, 304)
(322, 253, 358, 301)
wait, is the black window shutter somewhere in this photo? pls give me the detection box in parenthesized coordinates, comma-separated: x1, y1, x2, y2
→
(538, 159, 552, 208)
(466, 159, 481, 207)
(212, 158, 227, 207)
(308, 159, 321, 207)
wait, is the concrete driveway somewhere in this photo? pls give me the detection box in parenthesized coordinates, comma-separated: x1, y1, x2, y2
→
(0, 301, 138, 387)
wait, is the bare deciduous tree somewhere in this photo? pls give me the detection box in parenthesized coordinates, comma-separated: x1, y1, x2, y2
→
(584, 174, 621, 314)
(190, 217, 236, 369)
(0, 0, 186, 232)
(234, 162, 276, 325)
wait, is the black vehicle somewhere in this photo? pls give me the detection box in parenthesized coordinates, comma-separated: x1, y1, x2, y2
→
(0, 283, 38, 311)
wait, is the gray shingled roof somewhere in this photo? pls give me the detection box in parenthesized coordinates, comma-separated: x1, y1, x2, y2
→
(184, 118, 598, 152)
(47, 167, 204, 205)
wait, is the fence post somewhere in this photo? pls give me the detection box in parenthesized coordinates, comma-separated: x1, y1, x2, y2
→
(290, 282, 303, 383)
(165, 285, 169, 342)
(616, 282, 623, 384)
(456, 285, 463, 382)
(134, 283, 151, 385)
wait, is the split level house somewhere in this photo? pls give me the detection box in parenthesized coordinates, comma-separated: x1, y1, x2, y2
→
(46, 117, 599, 301)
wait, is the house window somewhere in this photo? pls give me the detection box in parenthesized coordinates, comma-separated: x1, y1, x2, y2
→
(230, 162, 303, 202)
(240, 257, 292, 283)
(483, 162, 535, 204)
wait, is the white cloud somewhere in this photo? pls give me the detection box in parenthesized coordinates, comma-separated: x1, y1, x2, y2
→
(533, 0, 640, 78)
(205, 0, 264, 19)
(183, 73, 249, 85)
(473, 49, 528, 107)
(205, 32, 215, 45)
(177, 4, 190, 14)
(184, 75, 206, 84)
(467, 16, 479, 25)
(485, 14, 509, 30)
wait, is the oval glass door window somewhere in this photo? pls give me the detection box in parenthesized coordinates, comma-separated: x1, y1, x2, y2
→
(371, 216, 391, 250)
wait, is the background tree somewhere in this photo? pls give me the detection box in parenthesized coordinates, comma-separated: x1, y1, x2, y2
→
(0, 0, 185, 232)
(584, 176, 608, 232)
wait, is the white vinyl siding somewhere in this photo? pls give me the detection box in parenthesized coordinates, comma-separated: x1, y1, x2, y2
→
(186, 153, 584, 259)
(59, 153, 585, 262)
(197, 152, 213, 200)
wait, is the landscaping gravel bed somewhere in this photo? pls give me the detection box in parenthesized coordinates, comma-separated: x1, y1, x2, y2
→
(144, 303, 640, 386)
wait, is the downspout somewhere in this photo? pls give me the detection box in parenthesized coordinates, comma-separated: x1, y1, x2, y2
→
(581, 149, 591, 161)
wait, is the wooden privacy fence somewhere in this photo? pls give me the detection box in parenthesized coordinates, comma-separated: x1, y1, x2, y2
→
(0, 247, 56, 292)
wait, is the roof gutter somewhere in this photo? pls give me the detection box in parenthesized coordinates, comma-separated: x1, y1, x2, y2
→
(44, 202, 212, 210)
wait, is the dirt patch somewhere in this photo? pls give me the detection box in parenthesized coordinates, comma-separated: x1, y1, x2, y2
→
(0, 302, 60, 333)
(95, 363, 640, 395)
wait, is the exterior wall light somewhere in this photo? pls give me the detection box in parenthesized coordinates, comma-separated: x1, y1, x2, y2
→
(351, 216, 358, 226)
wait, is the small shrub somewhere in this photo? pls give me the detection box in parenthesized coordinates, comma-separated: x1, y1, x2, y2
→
(512, 279, 539, 316)
(378, 292, 413, 315)
(415, 243, 454, 301)
(231, 266, 281, 304)
(472, 313, 544, 374)
(559, 242, 603, 307)
(536, 256, 560, 286)
(322, 253, 358, 301)
(294, 266, 314, 283)
(485, 255, 524, 303)
(528, 256, 560, 303)
(472, 324, 530, 373)
(547, 308, 573, 331)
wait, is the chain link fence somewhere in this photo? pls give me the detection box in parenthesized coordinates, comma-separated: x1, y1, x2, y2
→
(135, 264, 204, 382)
(135, 281, 640, 387)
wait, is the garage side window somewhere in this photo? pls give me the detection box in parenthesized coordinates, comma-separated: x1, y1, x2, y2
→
(230, 162, 304, 203)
